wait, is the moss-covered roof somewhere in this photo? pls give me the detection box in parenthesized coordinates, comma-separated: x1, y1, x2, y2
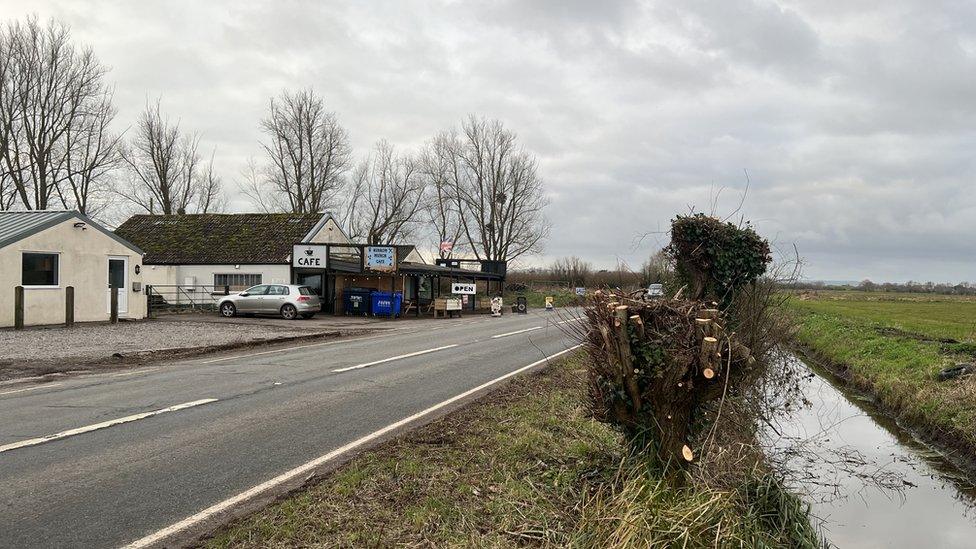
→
(115, 213, 328, 264)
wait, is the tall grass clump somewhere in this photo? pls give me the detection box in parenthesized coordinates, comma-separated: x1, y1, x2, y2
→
(572, 460, 823, 549)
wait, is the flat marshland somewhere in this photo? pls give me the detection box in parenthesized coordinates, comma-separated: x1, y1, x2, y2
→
(788, 290, 976, 461)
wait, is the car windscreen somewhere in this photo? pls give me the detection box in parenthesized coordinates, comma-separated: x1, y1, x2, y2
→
(298, 286, 316, 296)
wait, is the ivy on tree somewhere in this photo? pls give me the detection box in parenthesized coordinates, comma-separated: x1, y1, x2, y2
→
(667, 213, 771, 305)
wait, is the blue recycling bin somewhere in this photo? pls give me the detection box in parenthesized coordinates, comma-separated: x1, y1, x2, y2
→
(343, 288, 372, 315)
(370, 291, 403, 317)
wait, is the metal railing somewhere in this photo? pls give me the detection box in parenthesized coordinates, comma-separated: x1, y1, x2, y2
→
(146, 284, 231, 313)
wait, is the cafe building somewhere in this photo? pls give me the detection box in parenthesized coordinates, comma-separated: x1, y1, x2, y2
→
(116, 212, 505, 316)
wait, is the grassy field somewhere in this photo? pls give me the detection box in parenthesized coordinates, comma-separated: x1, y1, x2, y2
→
(788, 290, 976, 460)
(205, 353, 820, 548)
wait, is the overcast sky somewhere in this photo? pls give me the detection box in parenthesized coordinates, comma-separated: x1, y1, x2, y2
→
(3, 0, 974, 282)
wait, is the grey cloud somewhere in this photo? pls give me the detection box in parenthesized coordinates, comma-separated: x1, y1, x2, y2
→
(2, 0, 973, 282)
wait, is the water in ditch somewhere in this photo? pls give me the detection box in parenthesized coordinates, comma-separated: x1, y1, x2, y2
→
(766, 355, 976, 548)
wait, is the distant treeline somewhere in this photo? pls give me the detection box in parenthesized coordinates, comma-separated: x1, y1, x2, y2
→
(507, 252, 674, 292)
(785, 279, 976, 296)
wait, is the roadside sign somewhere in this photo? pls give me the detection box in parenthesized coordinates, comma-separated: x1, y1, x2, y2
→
(452, 282, 476, 295)
(445, 297, 462, 311)
(575, 287, 585, 296)
(545, 296, 554, 310)
(365, 246, 396, 271)
(292, 244, 328, 268)
(490, 296, 503, 316)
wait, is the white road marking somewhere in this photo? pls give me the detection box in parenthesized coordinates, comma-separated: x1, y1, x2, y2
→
(331, 345, 459, 373)
(111, 368, 160, 378)
(121, 344, 583, 549)
(555, 318, 583, 325)
(490, 326, 543, 339)
(199, 333, 396, 364)
(0, 383, 63, 397)
(0, 398, 218, 455)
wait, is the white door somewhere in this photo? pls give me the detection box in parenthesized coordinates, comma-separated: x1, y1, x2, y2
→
(107, 256, 128, 314)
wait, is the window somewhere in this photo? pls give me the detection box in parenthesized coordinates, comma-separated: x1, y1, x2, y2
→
(214, 273, 262, 291)
(299, 286, 316, 296)
(243, 285, 269, 295)
(268, 285, 289, 296)
(22, 253, 59, 286)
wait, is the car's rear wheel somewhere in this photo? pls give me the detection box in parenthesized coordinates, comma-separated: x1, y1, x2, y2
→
(219, 302, 236, 317)
(280, 304, 298, 320)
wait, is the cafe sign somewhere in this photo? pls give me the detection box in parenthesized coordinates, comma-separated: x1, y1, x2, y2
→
(292, 244, 328, 268)
(366, 246, 396, 271)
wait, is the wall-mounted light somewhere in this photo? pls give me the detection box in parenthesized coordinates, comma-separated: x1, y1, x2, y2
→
(235, 264, 240, 269)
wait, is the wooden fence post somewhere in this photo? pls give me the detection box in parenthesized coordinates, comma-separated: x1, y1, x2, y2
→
(110, 284, 118, 324)
(65, 286, 75, 327)
(14, 286, 24, 330)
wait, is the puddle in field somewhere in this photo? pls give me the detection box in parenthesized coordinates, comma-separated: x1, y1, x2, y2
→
(766, 355, 976, 548)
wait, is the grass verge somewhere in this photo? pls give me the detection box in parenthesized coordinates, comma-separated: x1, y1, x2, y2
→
(204, 353, 821, 548)
(788, 293, 976, 468)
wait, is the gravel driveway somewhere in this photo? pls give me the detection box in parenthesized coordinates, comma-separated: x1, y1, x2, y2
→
(0, 320, 331, 363)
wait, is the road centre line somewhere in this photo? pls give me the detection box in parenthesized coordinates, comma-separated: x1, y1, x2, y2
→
(491, 326, 543, 339)
(111, 368, 160, 378)
(332, 345, 459, 373)
(199, 333, 397, 364)
(0, 398, 218, 455)
(0, 383, 63, 397)
(121, 343, 583, 549)
(555, 318, 583, 325)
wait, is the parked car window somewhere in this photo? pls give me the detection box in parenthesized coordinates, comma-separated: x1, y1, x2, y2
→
(298, 286, 316, 296)
(244, 285, 269, 295)
(268, 285, 289, 296)
(22, 252, 59, 286)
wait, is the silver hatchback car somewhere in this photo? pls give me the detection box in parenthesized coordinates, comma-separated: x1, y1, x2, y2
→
(217, 284, 321, 320)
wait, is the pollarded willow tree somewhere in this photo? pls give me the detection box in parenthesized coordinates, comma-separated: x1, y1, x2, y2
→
(246, 88, 353, 214)
(0, 16, 120, 215)
(439, 116, 550, 262)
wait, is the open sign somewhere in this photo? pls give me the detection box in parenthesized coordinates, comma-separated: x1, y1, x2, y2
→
(452, 282, 476, 295)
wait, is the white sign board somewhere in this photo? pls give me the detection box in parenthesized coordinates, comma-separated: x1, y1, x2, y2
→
(575, 287, 586, 296)
(452, 282, 476, 295)
(292, 244, 328, 268)
(365, 246, 396, 271)
(445, 297, 462, 311)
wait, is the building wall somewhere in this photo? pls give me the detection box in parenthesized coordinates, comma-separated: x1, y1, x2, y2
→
(308, 217, 351, 244)
(0, 219, 146, 327)
(141, 264, 290, 307)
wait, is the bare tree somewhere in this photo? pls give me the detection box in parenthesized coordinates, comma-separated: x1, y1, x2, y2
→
(62, 92, 122, 217)
(119, 99, 220, 214)
(444, 116, 549, 261)
(196, 150, 224, 214)
(550, 256, 592, 287)
(0, 16, 118, 213)
(246, 88, 352, 213)
(420, 133, 465, 258)
(342, 140, 425, 244)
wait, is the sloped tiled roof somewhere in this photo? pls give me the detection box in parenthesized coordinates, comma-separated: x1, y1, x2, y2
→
(0, 210, 142, 252)
(114, 213, 330, 264)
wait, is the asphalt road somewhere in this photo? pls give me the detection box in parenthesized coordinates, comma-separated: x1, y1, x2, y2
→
(0, 310, 583, 548)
